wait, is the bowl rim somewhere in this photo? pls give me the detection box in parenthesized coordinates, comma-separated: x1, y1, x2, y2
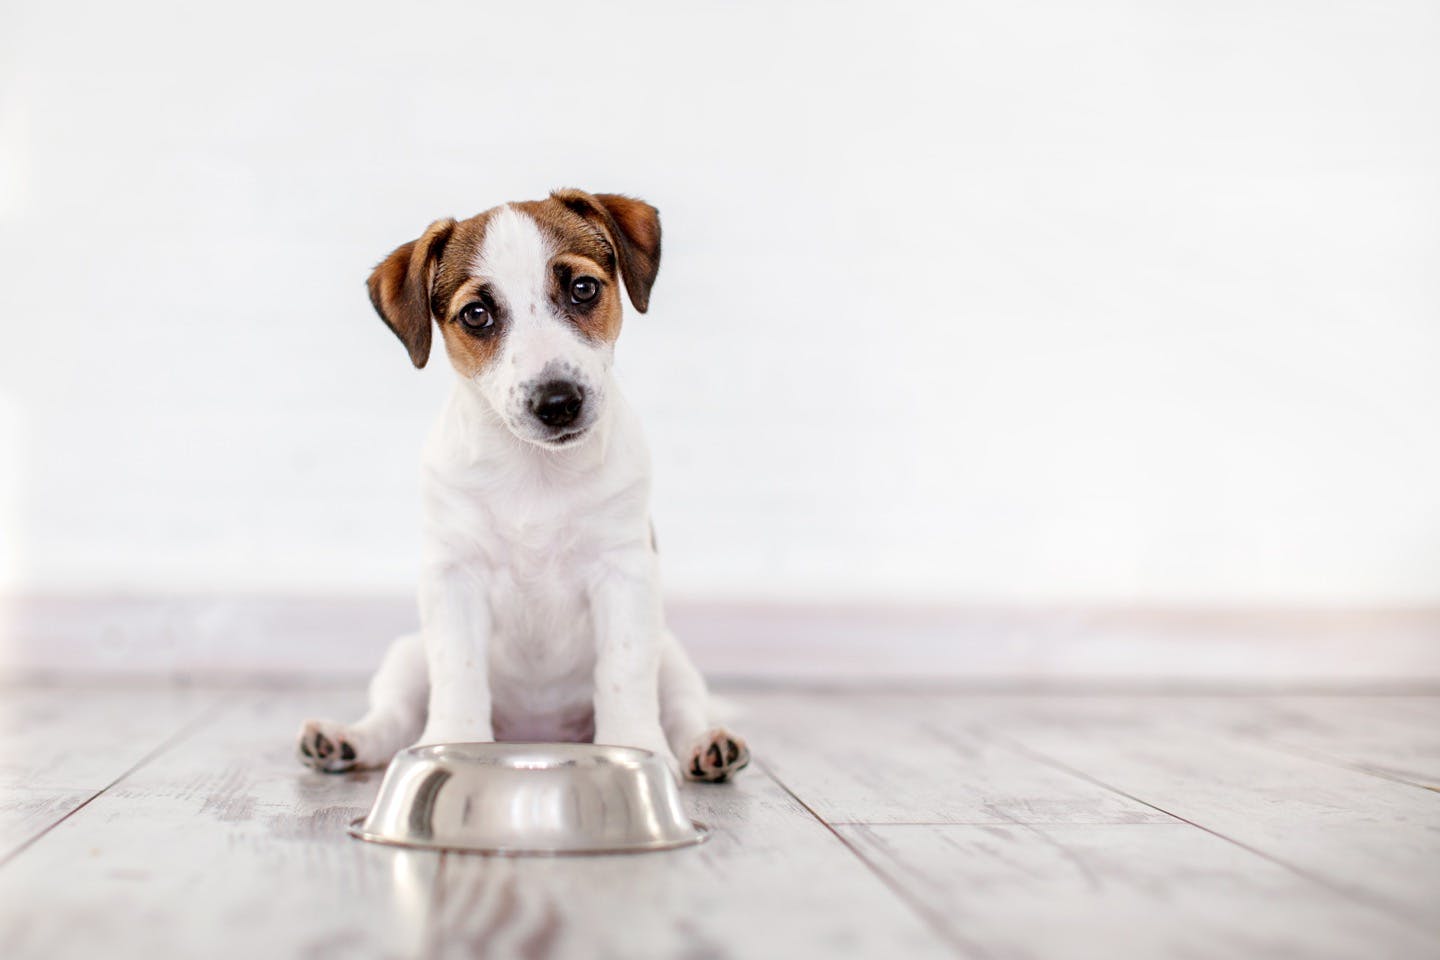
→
(401, 741, 662, 767)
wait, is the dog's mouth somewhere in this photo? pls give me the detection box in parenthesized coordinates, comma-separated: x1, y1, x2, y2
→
(537, 427, 590, 449)
(502, 417, 594, 450)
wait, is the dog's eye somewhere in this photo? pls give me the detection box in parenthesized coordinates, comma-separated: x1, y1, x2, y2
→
(458, 302, 492, 331)
(570, 277, 599, 304)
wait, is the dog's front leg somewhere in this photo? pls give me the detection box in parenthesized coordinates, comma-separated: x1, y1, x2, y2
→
(590, 553, 674, 767)
(416, 564, 494, 745)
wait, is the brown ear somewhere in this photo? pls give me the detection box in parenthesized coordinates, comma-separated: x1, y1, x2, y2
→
(551, 190, 661, 313)
(366, 218, 457, 368)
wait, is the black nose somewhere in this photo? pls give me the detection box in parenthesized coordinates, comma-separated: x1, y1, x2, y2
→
(530, 380, 585, 428)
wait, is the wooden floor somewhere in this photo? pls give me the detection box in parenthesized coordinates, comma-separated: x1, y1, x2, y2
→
(0, 683, 1437, 959)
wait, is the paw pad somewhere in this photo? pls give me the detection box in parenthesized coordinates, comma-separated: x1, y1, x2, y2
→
(298, 721, 359, 774)
(686, 729, 750, 783)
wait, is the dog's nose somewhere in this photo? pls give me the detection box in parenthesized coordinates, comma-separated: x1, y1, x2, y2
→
(530, 380, 585, 428)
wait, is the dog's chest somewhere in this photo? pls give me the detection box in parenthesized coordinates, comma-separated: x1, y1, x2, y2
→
(483, 519, 602, 740)
(476, 496, 600, 648)
(421, 404, 650, 740)
(434, 472, 609, 730)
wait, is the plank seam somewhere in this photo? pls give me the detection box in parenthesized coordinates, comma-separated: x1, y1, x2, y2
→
(1222, 736, 1440, 795)
(986, 730, 1437, 937)
(757, 760, 977, 959)
(0, 696, 231, 869)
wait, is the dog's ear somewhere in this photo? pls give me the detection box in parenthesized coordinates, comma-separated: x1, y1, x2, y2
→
(552, 190, 661, 313)
(366, 218, 457, 368)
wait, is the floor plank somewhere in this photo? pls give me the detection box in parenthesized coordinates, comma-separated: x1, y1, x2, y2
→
(734, 691, 1169, 824)
(953, 694, 1440, 791)
(1225, 696, 1440, 790)
(840, 822, 1439, 960)
(957, 696, 1440, 934)
(0, 686, 214, 862)
(428, 772, 956, 960)
(0, 689, 443, 960)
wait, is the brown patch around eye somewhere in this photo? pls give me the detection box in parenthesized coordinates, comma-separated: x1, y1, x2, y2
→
(435, 275, 506, 378)
(551, 252, 622, 343)
(437, 319, 504, 378)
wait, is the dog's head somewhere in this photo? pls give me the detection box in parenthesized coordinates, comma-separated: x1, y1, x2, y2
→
(367, 190, 660, 448)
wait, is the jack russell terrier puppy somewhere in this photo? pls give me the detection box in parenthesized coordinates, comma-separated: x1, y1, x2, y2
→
(297, 189, 749, 783)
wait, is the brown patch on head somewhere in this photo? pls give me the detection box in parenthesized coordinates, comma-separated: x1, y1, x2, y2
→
(512, 196, 626, 343)
(365, 191, 661, 373)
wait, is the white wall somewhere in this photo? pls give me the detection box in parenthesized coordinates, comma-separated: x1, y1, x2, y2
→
(1, 0, 1437, 605)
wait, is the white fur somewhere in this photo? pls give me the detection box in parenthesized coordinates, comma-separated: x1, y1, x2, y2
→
(299, 204, 747, 782)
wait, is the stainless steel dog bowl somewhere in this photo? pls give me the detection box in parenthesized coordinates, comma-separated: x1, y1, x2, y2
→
(348, 743, 708, 855)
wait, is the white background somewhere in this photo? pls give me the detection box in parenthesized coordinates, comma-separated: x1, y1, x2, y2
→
(1, 0, 1437, 606)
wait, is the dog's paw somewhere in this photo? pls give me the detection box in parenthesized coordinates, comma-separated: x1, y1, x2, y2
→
(684, 728, 750, 783)
(297, 719, 360, 773)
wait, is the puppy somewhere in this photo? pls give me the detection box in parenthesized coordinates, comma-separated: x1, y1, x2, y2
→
(297, 190, 748, 782)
